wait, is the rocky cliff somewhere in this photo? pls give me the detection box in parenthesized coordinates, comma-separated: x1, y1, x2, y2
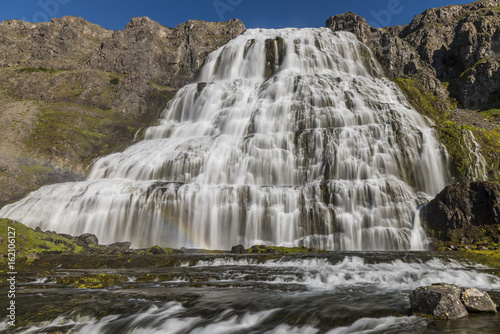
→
(0, 16, 245, 207)
(327, 0, 500, 181)
(421, 181, 500, 247)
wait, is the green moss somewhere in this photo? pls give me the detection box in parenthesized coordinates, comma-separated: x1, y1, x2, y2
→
(0, 219, 84, 258)
(462, 250, 500, 272)
(25, 103, 144, 167)
(57, 273, 128, 288)
(393, 75, 500, 181)
(109, 77, 120, 85)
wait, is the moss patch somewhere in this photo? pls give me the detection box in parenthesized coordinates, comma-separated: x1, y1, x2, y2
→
(25, 103, 143, 168)
(394, 75, 500, 181)
(0, 219, 84, 258)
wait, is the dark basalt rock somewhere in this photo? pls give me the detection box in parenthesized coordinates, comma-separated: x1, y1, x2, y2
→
(421, 181, 500, 244)
(148, 245, 166, 255)
(230, 244, 246, 254)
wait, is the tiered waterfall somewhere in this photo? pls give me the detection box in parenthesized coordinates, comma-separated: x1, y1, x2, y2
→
(0, 28, 450, 250)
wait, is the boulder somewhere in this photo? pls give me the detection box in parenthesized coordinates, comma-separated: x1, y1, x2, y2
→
(461, 288, 497, 313)
(410, 283, 469, 319)
(230, 244, 246, 254)
(148, 245, 166, 255)
(78, 233, 99, 246)
(109, 241, 132, 250)
(421, 181, 500, 244)
(26, 252, 40, 260)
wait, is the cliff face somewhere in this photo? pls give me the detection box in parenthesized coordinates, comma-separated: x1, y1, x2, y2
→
(327, 0, 500, 182)
(0, 16, 245, 208)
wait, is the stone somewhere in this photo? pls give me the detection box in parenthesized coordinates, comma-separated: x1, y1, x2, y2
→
(410, 283, 469, 319)
(421, 181, 500, 245)
(27, 252, 40, 260)
(230, 244, 245, 254)
(461, 288, 497, 313)
(109, 241, 131, 250)
(148, 245, 166, 255)
(78, 233, 99, 246)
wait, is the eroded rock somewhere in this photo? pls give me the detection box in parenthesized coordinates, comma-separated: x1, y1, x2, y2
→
(461, 288, 497, 313)
(410, 283, 469, 319)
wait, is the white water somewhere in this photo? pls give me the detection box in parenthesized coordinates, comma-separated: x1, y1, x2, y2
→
(0, 28, 450, 250)
(185, 256, 500, 291)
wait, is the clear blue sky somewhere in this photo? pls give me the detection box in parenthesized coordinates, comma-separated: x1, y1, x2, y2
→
(0, 0, 471, 30)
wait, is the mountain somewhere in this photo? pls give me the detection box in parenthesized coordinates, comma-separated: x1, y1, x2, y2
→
(0, 16, 245, 207)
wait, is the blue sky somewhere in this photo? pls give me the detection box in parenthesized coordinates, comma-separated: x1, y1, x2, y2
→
(1, 0, 470, 30)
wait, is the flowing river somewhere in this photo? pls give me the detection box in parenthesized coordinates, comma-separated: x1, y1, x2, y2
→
(2, 252, 500, 333)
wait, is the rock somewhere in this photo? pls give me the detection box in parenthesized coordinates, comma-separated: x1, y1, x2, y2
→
(109, 241, 131, 250)
(148, 245, 166, 255)
(327, 1, 500, 110)
(461, 288, 497, 313)
(27, 252, 40, 260)
(421, 181, 500, 245)
(410, 283, 469, 319)
(230, 244, 246, 254)
(35, 227, 42, 232)
(78, 233, 99, 246)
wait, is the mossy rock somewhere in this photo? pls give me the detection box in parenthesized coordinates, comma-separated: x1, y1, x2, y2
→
(0, 219, 85, 259)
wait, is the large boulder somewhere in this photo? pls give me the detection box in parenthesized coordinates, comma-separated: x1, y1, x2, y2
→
(230, 244, 246, 254)
(421, 181, 500, 244)
(410, 283, 469, 319)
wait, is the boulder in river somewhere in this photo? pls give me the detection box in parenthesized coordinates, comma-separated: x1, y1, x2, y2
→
(410, 283, 497, 319)
(460, 288, 497, 314)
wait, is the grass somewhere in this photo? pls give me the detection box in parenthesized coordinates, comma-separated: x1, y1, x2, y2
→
(0, 219, 84, 259)
(25, 103, 143, 167)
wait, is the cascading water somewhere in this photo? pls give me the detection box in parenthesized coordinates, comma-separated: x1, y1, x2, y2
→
(0, 28, 450, 250)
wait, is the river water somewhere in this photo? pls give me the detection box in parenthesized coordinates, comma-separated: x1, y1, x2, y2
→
(2, 252, 499, 333)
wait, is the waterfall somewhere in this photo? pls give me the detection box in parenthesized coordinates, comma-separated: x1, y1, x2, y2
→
(0, 28, 450, 250)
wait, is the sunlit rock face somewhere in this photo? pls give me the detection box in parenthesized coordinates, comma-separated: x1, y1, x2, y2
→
(0, 28, 450, 250)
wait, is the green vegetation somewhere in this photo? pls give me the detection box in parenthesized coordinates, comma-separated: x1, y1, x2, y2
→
(0, 219, 84, 258)
(109, 77, 120, 85)
(394, 75, 500, 181)
(25, 103, 143, 167)
(461, 250, 500, 273)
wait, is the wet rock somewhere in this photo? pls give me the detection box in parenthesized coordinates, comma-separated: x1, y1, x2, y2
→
(110, 241, 132, 250)
(461, 288, 497, 313)
(267, 248, 279, 254)
(78, 233, 99, 246)
(35, 227, 42, 232)
(410, 283, 469, 319)
(230, 244, 246, 254)
(148, 245, 166, 255)
(27, 252, 40, 260)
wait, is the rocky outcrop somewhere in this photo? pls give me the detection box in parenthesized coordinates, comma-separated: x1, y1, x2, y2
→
(327, 0, 500, 110)
(410, 283, 496, 319)
(0, 16, 245, 116)
(0, 16, 245, 208)
(421, 181, 500, 244)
